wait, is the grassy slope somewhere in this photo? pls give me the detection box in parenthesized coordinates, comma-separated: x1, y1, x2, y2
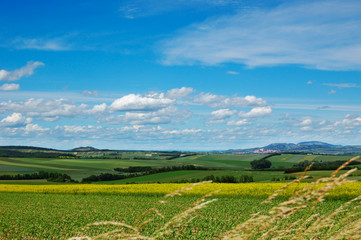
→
(95, 170, 287, 184)
(0, 154, 358, 182)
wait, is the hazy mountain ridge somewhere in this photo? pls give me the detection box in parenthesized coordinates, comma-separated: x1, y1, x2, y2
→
(226, 141, 361, 154)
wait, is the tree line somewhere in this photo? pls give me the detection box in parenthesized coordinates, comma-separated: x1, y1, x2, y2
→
(0, 149, 75, 158)
(284, 160, 359, 173)
(83, 165, 214, 182)
(0, 171, 76, 182)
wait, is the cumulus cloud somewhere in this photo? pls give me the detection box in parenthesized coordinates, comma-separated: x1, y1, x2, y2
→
(60, 125, 103, 134)
(163, 128, 204, 135)
(301, 126, 312, 131)
(24, 123, 49, 133)
(194, 93, 267, 108)
(110, 93, 175, 111)
(296, 118, 312, 126)
(0, 113, 32, 127)
(206, 119, 225, 125)
(87, 103, 107, 114)
(103, 106, 190, 125)
(166, 87, 194, 99)
(238, 106, 272, 118)
(0, 61, 44, 82)
(227, 119, 248, 126)
(82, 90, 99, 96)
(210, 108, 236, 119)
(160, 0, 361, 70)
(0, 83, 19, 91)
(0, 98, 88, 121)
(335, 114, 361, 129)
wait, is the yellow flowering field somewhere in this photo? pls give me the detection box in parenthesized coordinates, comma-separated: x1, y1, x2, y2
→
(1, 182, 360, 199)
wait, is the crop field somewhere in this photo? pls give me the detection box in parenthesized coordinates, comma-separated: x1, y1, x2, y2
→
(1, 180, 361, 239)
(1, 181, 361, 199)
(0, 155, 360, 239)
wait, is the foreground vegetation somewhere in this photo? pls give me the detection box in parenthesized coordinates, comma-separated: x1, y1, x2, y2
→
(0, 156, 360, 239)
(0, 193, 353, 240)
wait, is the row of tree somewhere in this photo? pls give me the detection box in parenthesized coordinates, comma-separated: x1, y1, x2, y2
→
(0, 171, 76, 182)
(284, 160, 358, 173)
(114, 165, 212, 173)
(83, 165, 213, 182)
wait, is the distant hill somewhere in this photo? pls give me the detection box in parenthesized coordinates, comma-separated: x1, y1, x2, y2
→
(71, 146, 100, 152)
(226, 141, 361, 155)
(0, 146, 57, 151)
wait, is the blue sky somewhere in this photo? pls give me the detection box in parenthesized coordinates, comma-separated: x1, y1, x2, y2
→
(0, 0, 360, 150)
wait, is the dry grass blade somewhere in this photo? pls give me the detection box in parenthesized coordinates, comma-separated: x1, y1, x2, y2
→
(222, 155, 360, 240)
(132, 180, 213, 232)
(262, 162, 313, 204)
(70, 181, 217, 240)
(153, 190, 220, 239)
(330, 156, 360, 178)
(69, 156, 361, 240)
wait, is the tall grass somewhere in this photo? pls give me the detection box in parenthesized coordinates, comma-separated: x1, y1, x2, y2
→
(69, 156, 360, 240)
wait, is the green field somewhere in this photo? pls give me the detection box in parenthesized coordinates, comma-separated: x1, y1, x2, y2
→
(0, 153, 359, 183)
(96, 170, 287, 184)
(0, 151, 360, 239)
(0, 192, 354, 239)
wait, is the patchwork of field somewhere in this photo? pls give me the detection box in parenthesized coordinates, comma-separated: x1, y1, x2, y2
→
(0, 153, 359, 183)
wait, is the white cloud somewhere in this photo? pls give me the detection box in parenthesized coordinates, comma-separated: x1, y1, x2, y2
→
(119, 0, 237, 19)
(110, 93, 175, 111)
(0, 83, 20, 91)
(227, 119, 248, 126)
(227, 71, 239, 75)
(24, 123, 49, 133)
(103, 106, 190, 125)
(0, 113, 32, 127)
(166, 87, 194, 99)
(0, 98, 88, 121)
(164, 128, 204, 135)
(210, 108, 236, 119)
(324, 83, 360, 88)
(296, 118, 312, 126)
(12, 37, 70, 51)
(238, 106, 272, 118)
(328, 90, 337, 95)
(335, 114, 361, 129)
(87, 103, 107, 114)
(82, 90, 99, 96)
(301, 126, 312, 131)
(307, 81, 313, 84)
(206, 119, 225, 125)
(194, 93, 267, 108)
(61, 125, 102, 134)
(0, 61, 44, 81)
(319, 120, 327, 125)
(160, 0, 361, 70)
